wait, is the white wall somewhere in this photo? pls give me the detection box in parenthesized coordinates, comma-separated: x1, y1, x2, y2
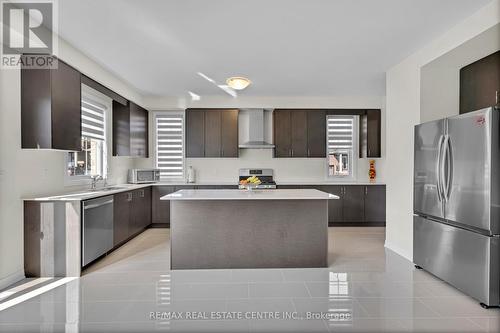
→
(385, 0, 500, 260)
(138, 96, 387, 183)
(0, 38, 145, 289)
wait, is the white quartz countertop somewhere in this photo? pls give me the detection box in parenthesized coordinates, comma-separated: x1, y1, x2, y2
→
(161, 189, 339, 201)
(24, 184, 152, 202)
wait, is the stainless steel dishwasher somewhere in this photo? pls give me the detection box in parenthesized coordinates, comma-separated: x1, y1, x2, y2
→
(82, 195, 114, 267)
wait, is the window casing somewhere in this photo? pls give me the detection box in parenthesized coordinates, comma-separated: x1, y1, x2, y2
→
(155, 112, 184, 180)
(327, 115, 358, 180)
(65, 88, 109, 184)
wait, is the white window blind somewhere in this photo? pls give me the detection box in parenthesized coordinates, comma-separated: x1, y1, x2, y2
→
(81, 98, 106, 140)
(327, 116, 354, 150)
(155, 114, 184, 179)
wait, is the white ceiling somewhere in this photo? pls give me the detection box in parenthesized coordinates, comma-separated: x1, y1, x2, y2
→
(58, 0, 492, 98)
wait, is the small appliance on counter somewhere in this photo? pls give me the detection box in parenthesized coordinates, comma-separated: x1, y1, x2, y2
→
(238, 168, 276, 190)
(186, 166, 196, 183)
(128, 169, 160, 184)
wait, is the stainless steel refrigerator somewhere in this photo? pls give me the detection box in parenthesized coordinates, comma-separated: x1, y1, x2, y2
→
(414, 107, 500, 308)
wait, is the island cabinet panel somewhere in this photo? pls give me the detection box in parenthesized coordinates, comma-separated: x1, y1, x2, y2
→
(204, 110, 222, 157)
(364, 185, 386, 222)
(221, 109, 239, 157)
(307, 111, 326, 157)
(185, 109, 239, 158)
(113, 101, 149, 157)
(152, 186, 175, 224)
(21, 57, 82, 150)
(113, 191, 131, 246)
(460, 51, 500, 114)
(186, 109, 205, 157)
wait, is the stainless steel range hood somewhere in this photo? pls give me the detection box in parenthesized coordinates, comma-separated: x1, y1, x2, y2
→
(238, 109, 275, 149)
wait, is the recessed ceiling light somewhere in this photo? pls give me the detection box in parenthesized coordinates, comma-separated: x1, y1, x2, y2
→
(226, 77, 251, 90)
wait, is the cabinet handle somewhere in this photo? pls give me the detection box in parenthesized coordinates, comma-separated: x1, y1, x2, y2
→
(365, 186, 368, 195)
(221, 149, 224, 157)
(140, 190, 145, 198)
(307, 148, 310, 157)
(127, 193, 132, 202)
(496, 90, 499, 105)
(291, 149, 294, 157)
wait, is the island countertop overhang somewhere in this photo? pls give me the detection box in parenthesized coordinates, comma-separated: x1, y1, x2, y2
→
(160, 189, 339, 201)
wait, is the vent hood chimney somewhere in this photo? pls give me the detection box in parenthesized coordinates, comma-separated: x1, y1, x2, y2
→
(238, 109, 275, 149)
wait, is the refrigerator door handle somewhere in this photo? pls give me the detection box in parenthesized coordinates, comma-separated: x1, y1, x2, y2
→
(436, 134, 445, 202)
(441, 134, 451, 202)
(445, 135, 453, 201)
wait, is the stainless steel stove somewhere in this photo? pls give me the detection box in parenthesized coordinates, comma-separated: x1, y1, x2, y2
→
(238, 168, 277, 189)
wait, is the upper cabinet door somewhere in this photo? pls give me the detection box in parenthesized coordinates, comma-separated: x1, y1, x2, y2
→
(290, 111, 308, 157)
(221, 109, 239, 157)
(112, 100, 130, 156)
(113, 101, 149, 157)
(21, 56, 82, 151)
(307, 111, 326, 157)
(460, 51, 500, 114)
(359, 109, 382, 158)
(186, 109, 205, 157)
(273, 110, 291, 157)
(204, 110, 222, 157)
(51, 61, 82, 150)
(129, 102, 149, 157)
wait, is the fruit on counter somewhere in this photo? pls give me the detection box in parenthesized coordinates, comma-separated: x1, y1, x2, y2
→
(239, 176, 261, 185)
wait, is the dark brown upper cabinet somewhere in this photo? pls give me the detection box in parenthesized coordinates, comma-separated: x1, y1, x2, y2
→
(112, 101, 149, 157)
(307, 111, 326, 157)
(360, 109, 381, 158)
(460, 51, 500, 114)
(273, 110, 292, 157)
(185, 109, 239, 158)
(273, 109, 326, 158)
(21, 57, 82, 150)
(185, 109, 205, 157)
(204, 110, 222, 157)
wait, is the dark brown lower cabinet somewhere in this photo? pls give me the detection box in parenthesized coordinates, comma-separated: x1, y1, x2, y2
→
(113, 191, 131, 246)
(152, 186, 175, 224)
(113, 188, 151, 247)
(364, 185, 386, 223)
(342, 186, 365, 222)
(131, 188, 151, 234)
(278, 184, 385, 226)
(319, 186, 343, 223)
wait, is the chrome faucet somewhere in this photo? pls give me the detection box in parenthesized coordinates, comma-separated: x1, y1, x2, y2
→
(91, 175, 103, 191)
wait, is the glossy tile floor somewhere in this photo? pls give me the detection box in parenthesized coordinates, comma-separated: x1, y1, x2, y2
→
(0, 227, 499, 332)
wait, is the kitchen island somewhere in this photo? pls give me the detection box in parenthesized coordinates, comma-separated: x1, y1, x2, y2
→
(161, 189, 338, 269)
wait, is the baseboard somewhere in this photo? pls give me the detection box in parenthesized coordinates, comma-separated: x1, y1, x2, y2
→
(0, 269, 25, 291)
(384, 241, 413, 262)
(149, 223, 169, 228)
(329, 222, 386, 227)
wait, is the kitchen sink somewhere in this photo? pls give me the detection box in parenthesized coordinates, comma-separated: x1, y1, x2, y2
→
(99, 186, 128, 191)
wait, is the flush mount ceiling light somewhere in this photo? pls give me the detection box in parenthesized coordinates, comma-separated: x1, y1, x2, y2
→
(226, 77, 251, 90)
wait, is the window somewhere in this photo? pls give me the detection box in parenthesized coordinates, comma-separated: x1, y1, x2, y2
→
(66, 90, 108, 183)
(327, 115, 358, 180)
(155, 113, 184, 180)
